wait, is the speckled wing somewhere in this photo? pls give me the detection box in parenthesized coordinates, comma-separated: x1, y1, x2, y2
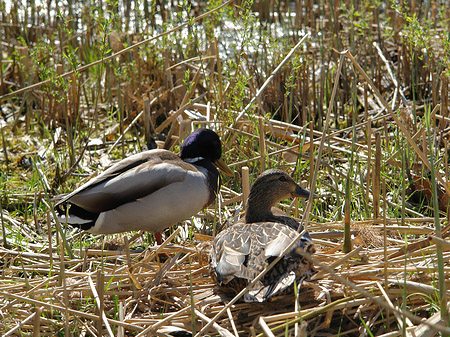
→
(211, 222, 314, 302)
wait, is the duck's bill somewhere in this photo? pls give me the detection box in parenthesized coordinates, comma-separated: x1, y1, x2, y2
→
(214, 157, 234, 176)
(293, 185, 319, 199)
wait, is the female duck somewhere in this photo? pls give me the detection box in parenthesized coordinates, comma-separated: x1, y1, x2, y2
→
(210, 169, 316, 302)
(55, 129, 233, 240)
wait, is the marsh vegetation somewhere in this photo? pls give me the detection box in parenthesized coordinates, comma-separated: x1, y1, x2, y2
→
(1, 0, 450, 335)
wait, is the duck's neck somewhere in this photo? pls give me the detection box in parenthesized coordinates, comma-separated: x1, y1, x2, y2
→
(244, 194, 276, 223)
(245, 198, 301, 230)
(189, 158, 220, 207)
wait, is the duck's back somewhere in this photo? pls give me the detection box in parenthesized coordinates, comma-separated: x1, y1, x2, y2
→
(71, 150, 191, 209)
(211, 221, 315, 302)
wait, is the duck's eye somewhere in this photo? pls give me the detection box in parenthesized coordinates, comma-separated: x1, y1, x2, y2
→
(278, 176, 287, 182)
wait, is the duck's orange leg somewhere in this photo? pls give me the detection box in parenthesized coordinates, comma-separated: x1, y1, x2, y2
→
(155, 232, 163, 245)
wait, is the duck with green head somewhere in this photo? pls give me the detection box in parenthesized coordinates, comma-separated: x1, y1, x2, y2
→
(210, 169, 316, 302)
(55, 128, 233, 243)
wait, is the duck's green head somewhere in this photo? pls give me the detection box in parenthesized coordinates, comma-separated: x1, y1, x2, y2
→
(180, 129, 233, 176)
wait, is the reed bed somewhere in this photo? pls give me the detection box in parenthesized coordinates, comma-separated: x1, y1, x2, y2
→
(0, 210, 448, 336)
(1, 0, 450, 335)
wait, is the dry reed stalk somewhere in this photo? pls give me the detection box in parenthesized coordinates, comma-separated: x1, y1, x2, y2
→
(258, 317, 275, 337)
(195, 309, 235, 337)
(258, 117, 266, 172)
(388, 250, 450, 266)
(431, 236, 450, 250)
(441, 74, 449, 130)
(241, 166, 250, 211)
(377, 282, 413, 330)
(33, 306, 42, 337)
(225, 306, 239, 337)
(373, 132, 381, 219)
(134, 305, 192, 336)
(117, 301, 125, 337)
(309, 120, 314, 187)
(3, 312, 37, 337)
(382, 179, 388, 287)
(373, 41, 407, 110)
(387, 236, 434, 259)
(58, 237, 70, 336)
(366, 116, 372, 212)
(213, 37, 224, 111)
(388, 278, 450, 298)
(87, 273, 113, 336)
(230, 142, 301, 167)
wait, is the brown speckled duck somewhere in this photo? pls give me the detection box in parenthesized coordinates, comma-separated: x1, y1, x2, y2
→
(210, 169, 316, 302)
(55, 129, 233, 242)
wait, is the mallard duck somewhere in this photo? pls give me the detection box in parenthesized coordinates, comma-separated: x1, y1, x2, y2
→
(55, 129, 233, 241)
(210, 169, 316, 302)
